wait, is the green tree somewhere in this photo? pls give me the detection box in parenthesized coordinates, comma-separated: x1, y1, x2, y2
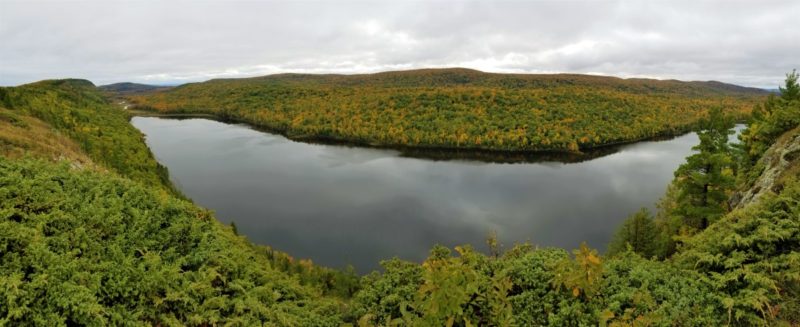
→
(553, 243, 604, 300)
(738, 69, 800, 176)
(607, 208, 659, 258)
(779, 69, 800, 100)
(672, 107, 735, 230)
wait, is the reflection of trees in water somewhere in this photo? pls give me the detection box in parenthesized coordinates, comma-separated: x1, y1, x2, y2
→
(317, 147, 401, 167)
(396, 135, 684, 164)
(135, 115, 700, 164)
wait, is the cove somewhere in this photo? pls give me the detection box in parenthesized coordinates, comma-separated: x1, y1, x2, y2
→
(132, 117, 740, 273)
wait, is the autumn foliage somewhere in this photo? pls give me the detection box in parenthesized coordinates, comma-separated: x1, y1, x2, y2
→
(1, 73, 797, 325)
(128, 68, 766, 152)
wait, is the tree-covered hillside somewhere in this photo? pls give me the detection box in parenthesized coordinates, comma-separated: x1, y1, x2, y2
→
(0, 80, 174, 192)
(127, 68, 766, 153)
(0, 73, 797, 326)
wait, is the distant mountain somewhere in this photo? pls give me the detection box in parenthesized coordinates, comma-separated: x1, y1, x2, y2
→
(98, 82, 171, 95)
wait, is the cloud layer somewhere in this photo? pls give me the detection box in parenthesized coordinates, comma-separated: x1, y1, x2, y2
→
(1, 0, 798, 87)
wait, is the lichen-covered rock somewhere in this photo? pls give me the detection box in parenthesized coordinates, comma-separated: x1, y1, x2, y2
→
(733, 126, 800, 209)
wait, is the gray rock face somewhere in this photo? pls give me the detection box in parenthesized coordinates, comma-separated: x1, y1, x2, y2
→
(733, 127, 800, 209)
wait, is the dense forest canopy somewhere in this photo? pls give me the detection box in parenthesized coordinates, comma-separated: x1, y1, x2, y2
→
(0, 72, 798, 326)
(127, 68, 767, 153)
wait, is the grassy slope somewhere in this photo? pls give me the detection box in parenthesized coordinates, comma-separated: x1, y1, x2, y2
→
(0, 107, 95, 167)
(128, 68, 767, 153)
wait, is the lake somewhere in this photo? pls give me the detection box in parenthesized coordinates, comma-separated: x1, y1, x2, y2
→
(132, 117, 737, 272)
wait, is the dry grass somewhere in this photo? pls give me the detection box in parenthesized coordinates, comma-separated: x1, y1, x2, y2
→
(0, 107, 96, 168)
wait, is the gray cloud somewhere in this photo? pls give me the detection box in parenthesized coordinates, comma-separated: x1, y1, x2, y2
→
(1, 0, 797, 87)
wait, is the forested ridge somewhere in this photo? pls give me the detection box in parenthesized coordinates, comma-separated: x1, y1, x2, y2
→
(0, 80, 176, 192)
(0, 72, 798, 326)
(127, 68, 767, 153)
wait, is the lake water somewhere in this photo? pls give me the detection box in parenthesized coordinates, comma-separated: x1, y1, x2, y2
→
(132, 117, 736, 272)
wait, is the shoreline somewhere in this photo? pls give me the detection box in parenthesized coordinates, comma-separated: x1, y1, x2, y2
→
(127, 108, 697, 164)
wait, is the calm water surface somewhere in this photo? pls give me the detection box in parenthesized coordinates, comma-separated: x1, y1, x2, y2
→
(132, 117, 737, 272)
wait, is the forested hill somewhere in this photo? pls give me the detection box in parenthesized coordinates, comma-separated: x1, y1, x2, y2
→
(0, 79, 175, 191)
(203, 68, 767, 96)
(127, 68, 767, 153)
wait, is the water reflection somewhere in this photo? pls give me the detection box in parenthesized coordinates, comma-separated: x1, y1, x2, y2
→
(132, 117, 736, 272)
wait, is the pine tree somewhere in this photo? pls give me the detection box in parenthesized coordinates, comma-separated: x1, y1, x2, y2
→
(779, 69, 799, 101)
(673, 107, 735, 230)
(607, 208, 659, 258)
(774, 69, 800, 131)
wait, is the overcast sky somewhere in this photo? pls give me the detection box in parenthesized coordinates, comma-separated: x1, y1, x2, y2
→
(1, 0, 797, 88)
